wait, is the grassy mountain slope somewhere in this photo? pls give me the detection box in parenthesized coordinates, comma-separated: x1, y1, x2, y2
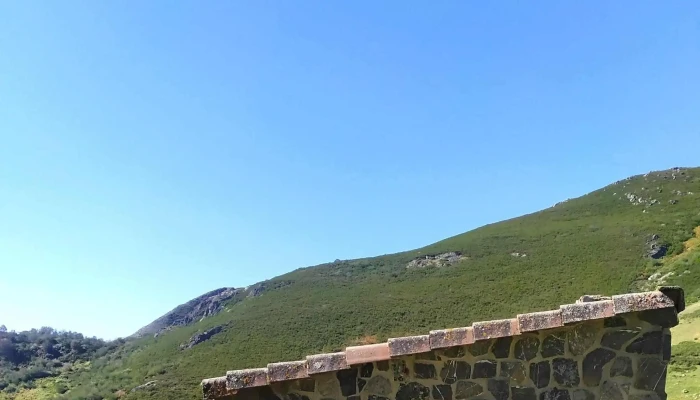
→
(667, 301, 700, 400)
(6, 167, 700, 400)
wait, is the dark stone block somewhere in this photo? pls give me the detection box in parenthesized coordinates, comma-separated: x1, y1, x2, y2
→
(568, 324, 596, 356)
(364, 376, 391, 395)
(472, 360, 497, 378)
(455, 381, 483, 399)
(286, 394, 310, 400)
(638, 308, 679, 328)
(512, 387, 536, 400)
(415, 363, 437, 379)
(540, 388, 570, 400)
(468, 340, 492, 356)
(600, 381, 623, 400)
(610, 357, 633, 377)
(432, 385, 453, 400)
(514, 337, 540, 361)
(397, 382, 430, 400)
(626, 331, 663, 354)
(572, 389, 595, 400)
(634, 357, 667, 398)
(361, 363, 374, 378)
(604, 317, 626, 328)
(443, 346, 466, 358)
(455, 362, 471, 380)
(601, 328, 640, 350)
(439, 360, 470, 384)
(500, 361, 526, 383)
(337, 368, 358, 396)
(529, 360, 550, 388)
(368, 397, 390, 400)
(552, 358, 580, 387)
(491, 337, 513, 359)
(541, 332, 566, 358)
(358, 379, 366, 393)
(582, 348, 616, 386)
(487, 379, 509, 400)
(376, 360, 389, 371)
(299, 379, 316, 392)
(663, 334, 671, 361)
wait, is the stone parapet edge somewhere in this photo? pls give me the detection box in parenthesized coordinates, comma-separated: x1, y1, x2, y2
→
(203, 287, 682, 397)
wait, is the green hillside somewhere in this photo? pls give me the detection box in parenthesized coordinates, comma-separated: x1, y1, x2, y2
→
(4, 167, 700, 400)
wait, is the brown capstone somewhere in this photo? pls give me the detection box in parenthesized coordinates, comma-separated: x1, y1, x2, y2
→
(346, 343, 390, 365)
(473, 318, 520, 340)
(388, 335, 431, 357)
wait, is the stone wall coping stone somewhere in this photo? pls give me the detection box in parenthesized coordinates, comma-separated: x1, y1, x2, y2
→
(203, 376, 234, 400)
(388, 334, 431, 356)
(267, 360, 309, 382)
(225, 368, 269, 390)
(306, 352, 349, 374)
(203, 288, 684, 398)
(429, 326, 474, 348)
(613, 291, 676, 314)
(517, 309, 563, 332)
(345, 342, 391, 365)
(561, 300, 615, 324)
(473, 318, 520, 340)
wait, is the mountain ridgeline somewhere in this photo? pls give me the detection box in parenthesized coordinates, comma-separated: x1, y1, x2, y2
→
(2, 167, 700, 400)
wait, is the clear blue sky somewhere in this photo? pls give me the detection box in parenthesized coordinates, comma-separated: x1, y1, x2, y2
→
(1, 1, 699, 339)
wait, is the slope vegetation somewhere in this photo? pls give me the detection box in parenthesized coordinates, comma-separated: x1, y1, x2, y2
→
(5, 167, 700, 400)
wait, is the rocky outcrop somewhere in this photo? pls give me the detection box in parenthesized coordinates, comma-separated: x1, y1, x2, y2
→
(131, 380, 157, 392)
(646, 234, 667, 259)
(132, 288, 240, 338)
(406, 252, 467, 269)
(180, 325, 225, 350)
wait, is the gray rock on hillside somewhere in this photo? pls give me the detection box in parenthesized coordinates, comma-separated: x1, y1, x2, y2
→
(406, 252, 467, 269)
(180, 325, 225, 350)
(132, 287, 240, 338)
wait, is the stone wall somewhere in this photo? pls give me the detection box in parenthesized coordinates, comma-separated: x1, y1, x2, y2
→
(241, 313, 671, 400)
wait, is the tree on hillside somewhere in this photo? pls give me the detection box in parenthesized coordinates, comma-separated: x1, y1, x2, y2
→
(0, 325, 7, 333)
(0, 339, 18, 363)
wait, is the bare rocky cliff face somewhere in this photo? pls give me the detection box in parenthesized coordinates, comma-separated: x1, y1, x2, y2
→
(132, 287, 241, 338)
(131, 280, 291, 339)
